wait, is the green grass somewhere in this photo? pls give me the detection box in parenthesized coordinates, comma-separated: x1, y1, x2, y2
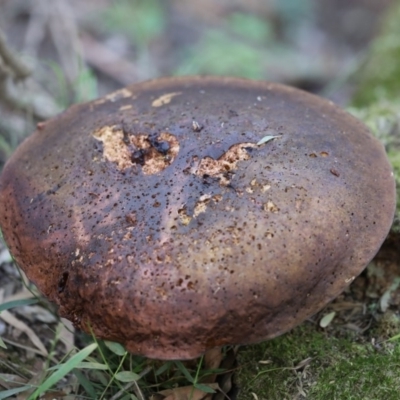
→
(45, 60, 98, 107)
(236, 324, 400, 400)
(175, 29, 268, 79)
(2, 308, 398, 399)
(8, 305, 396, 399)
(0, 289, 221, 399)
(102, 0, 165, 49)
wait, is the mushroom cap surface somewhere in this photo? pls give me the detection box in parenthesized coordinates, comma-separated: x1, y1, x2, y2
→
(0, 77, 396, 359)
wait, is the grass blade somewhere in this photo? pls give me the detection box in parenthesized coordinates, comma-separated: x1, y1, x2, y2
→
(155, 360, 173, 376)
(0, 385, 34, 399)
(174, 361, 194, 383)
(48, 361, 108, 371)
(388, 333, 400, 342)
(28, 343, 98, 399)
(194, 383, 217, 393)
(0, 298, 38, 313)
(73, 369, 98, 399)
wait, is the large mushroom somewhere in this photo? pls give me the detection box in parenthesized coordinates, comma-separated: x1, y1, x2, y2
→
(0, 77, 396, 359)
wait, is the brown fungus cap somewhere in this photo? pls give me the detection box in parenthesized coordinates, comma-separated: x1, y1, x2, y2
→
(0, 77, 396, 360)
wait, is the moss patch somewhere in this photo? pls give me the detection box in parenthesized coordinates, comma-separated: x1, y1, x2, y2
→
(236, 323, 400, 399)
(387, 148, 400, 232)
(347, 0, 400, 233)
(348, 103, 400, 232)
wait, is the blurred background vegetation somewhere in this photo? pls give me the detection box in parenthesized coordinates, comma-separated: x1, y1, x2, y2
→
(0, 0, 396, 166)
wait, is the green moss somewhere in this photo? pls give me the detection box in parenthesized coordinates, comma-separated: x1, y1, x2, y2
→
(348, 103, 400, 232)
(310, 348, 400, 400)
(348, 0, 400, 233)
(388, 149, 400, 231)
(236, 324, 400, 399)
(371, 311, 400, 340)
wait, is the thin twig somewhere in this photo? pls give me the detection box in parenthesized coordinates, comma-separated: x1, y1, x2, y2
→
(0, 30, 31, 80)
(24, 1, 49, 60)
(81, 34, 140, 85)
(0, 27, 30, 111)
(1, 337, 59, 363)
(47, 0, 82, 83)
(0, 25, 61, 120)
(24, 0, 81, 83)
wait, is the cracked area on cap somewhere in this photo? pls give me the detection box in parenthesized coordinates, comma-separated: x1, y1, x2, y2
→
(194, 143, 257, 186)
(92, 126, 179, 174)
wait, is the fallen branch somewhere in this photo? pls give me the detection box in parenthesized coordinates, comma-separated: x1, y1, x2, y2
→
(0, 30, 31, 80)
(0, 27, 60, 120)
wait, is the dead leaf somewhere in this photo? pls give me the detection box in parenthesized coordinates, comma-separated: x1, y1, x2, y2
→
(258, 360, 272, 365)
(15, 305, 57, 323)
(0, 290, 48, 359)
(213, 346, 239, 400)
(0, 373, 28, 390)
(0, 248, 12, 264)
(379, 277, 400, 312)
(291, 357, 312, 370)
(0, 310, 47, 355)
(158, 384, 219, 400)
(296, 385, 307, 397)
(330, 301, 363, 312)
(202, 347, 223, 383)
(40, 391, 69, 400)
(152, 92, 181, 107)
(0, 289, 49, 357)
(204, 347, 222, 370)
(1, 287, 36, 302)
(342, 323, 362, 332)
(320, 311, 336, 328)
(256, 135, 280, 146)
(58, 318, 75, 354)
(16, 360, 46, 400)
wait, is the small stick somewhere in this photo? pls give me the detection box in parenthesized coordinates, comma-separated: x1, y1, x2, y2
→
(0, 30, 31, 80)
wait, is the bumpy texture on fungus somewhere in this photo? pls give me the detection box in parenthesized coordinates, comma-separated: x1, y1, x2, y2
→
(0, 77, 396, 359)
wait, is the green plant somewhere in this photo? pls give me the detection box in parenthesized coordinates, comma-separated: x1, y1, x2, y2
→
(0, 291, 223, 399)
(237, 324, 400, 400)
(103, 0, 165, 49)
(175, 11, 276, 79)
(45, 60, 98, 107)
